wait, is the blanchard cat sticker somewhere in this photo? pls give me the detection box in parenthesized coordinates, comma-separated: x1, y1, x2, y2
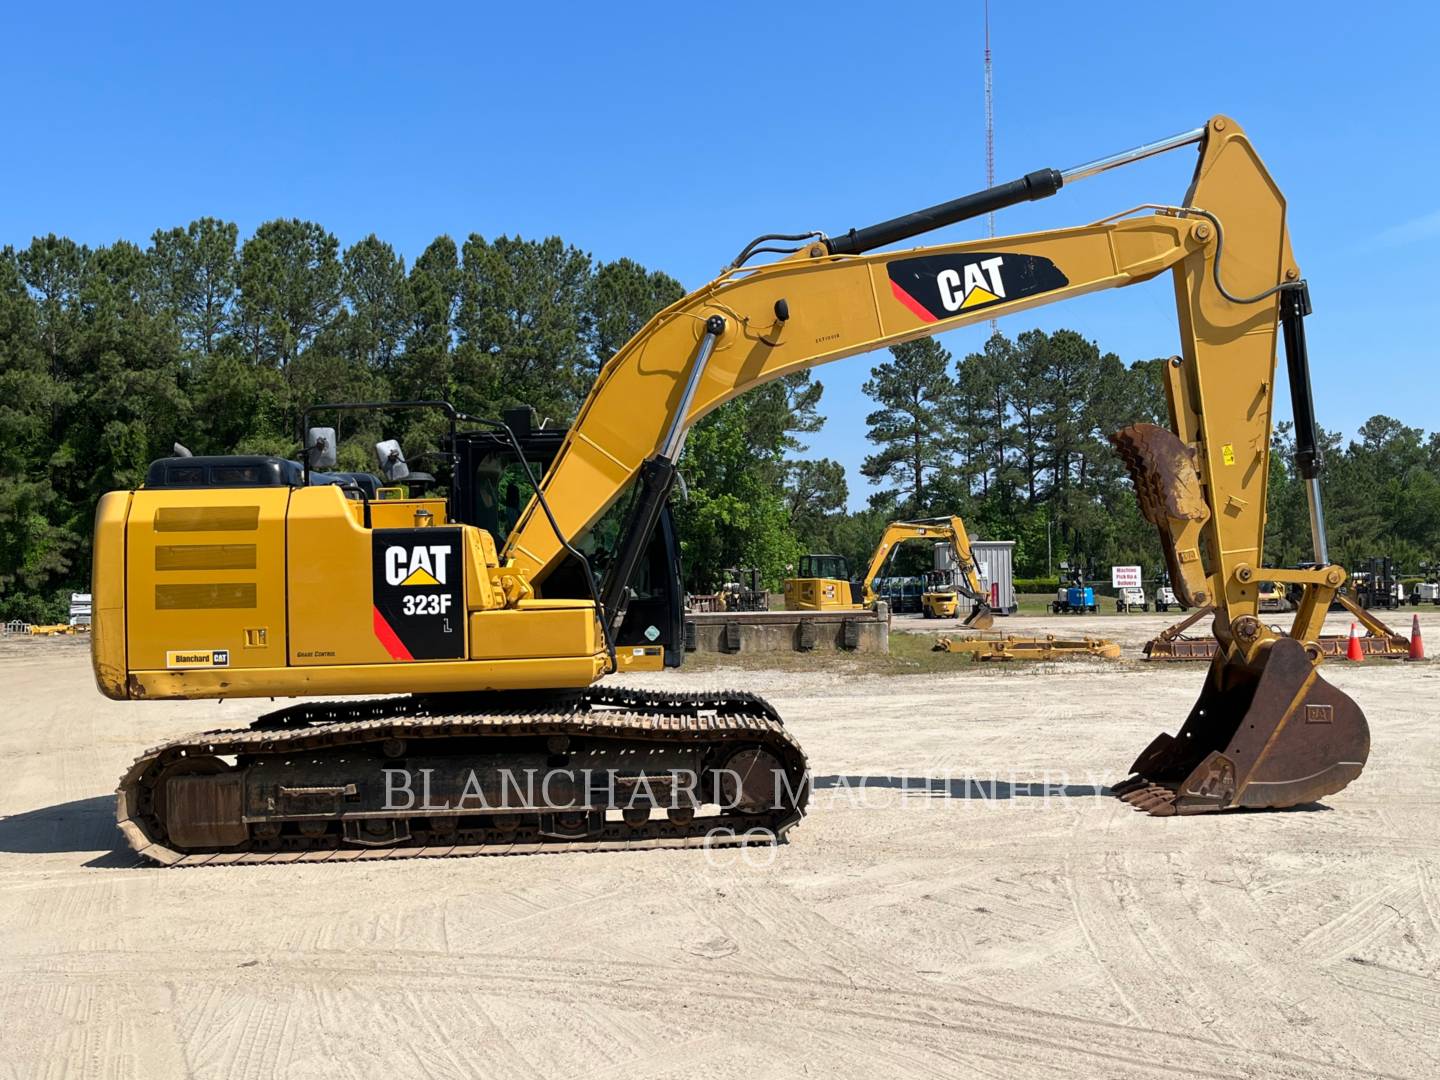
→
(166, 649, 229, 669)
(372, 528, 464, 661)
(886, 253, 1069, 322)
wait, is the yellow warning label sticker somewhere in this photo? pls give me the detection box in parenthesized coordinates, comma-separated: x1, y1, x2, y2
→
(1221, 443, 1236, 466)
(166, 648, 230, 669)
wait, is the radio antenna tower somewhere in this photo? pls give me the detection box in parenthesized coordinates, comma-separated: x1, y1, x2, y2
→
(984, 0, 997, 336)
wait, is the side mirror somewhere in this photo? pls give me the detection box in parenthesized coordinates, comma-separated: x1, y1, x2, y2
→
(306, 427, 338, 470)
(375, 439, 409, 482)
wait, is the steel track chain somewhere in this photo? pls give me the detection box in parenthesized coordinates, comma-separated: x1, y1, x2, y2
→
(116, 687, 809, 866)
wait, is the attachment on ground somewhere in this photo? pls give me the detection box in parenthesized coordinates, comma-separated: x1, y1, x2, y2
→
(1144, 598, 1411, 661)
(932, 633, 1121, 661)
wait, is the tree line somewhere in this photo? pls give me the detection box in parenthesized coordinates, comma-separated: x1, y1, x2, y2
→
(1, 219, 1435, 619)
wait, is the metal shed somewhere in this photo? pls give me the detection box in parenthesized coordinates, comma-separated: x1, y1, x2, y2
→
(935, 539, 1017, 615)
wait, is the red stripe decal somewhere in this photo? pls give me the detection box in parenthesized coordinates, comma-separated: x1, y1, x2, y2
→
(889, 279, 937, 323)
(373, 606, 414, 661)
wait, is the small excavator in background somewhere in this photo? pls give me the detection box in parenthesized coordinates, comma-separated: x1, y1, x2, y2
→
(93, 115, 1373, 863)
(865, 518, 994, 628)
(783, 517, 994, 628)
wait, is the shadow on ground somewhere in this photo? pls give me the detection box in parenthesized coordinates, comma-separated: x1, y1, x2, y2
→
(812, 775, 1111, 799)
(0, 795, 136, 865)
(810, 775, 1330, 811)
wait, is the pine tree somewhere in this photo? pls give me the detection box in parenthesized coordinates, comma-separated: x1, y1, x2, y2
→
(859, 338, 960, 515)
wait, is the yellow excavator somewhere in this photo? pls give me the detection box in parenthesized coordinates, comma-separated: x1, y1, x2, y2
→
(866, 517, 994, 627)
(783, 516, 993, 628)
(93, 115, 1370, 863)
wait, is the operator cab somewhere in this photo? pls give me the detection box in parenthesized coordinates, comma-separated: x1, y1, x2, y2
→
(796, 554, 850, 582)
(447, 406, 684, 667)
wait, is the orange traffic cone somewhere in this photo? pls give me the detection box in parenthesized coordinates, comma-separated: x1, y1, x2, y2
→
(1409, 613, 1425, 660)
(1346, 621, 1364, 662)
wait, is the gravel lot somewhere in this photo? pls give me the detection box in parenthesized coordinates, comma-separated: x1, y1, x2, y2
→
(1, 610, 1436, 1078)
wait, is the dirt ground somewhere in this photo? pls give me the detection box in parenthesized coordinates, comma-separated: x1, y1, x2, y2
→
(1, 609, 1437, 1079)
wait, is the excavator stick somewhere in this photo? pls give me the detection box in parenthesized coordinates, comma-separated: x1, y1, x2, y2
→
(1114, 637, 1370, 814)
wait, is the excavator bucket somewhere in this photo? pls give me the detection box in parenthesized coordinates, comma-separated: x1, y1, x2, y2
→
(1114, 636, 1370, 814)
(962, 604, 994, 630)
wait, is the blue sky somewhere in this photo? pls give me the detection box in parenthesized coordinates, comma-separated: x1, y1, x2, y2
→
(2, 1, 1435, 508)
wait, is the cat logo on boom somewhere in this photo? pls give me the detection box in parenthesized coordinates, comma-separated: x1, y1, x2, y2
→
(886, 252, 1069, 323)
(937, 256, 1006, 311)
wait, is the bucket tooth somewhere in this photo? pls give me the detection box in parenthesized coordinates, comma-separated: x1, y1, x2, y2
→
(1131, 787, 1173, 812)
(1140, 791, 1179, 817)
(1115, 637, 1370, 814)
(1109, 775, 1148, 797)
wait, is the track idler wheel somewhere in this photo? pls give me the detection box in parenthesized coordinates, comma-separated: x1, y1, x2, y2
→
(1114, 636, 1370, 815)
